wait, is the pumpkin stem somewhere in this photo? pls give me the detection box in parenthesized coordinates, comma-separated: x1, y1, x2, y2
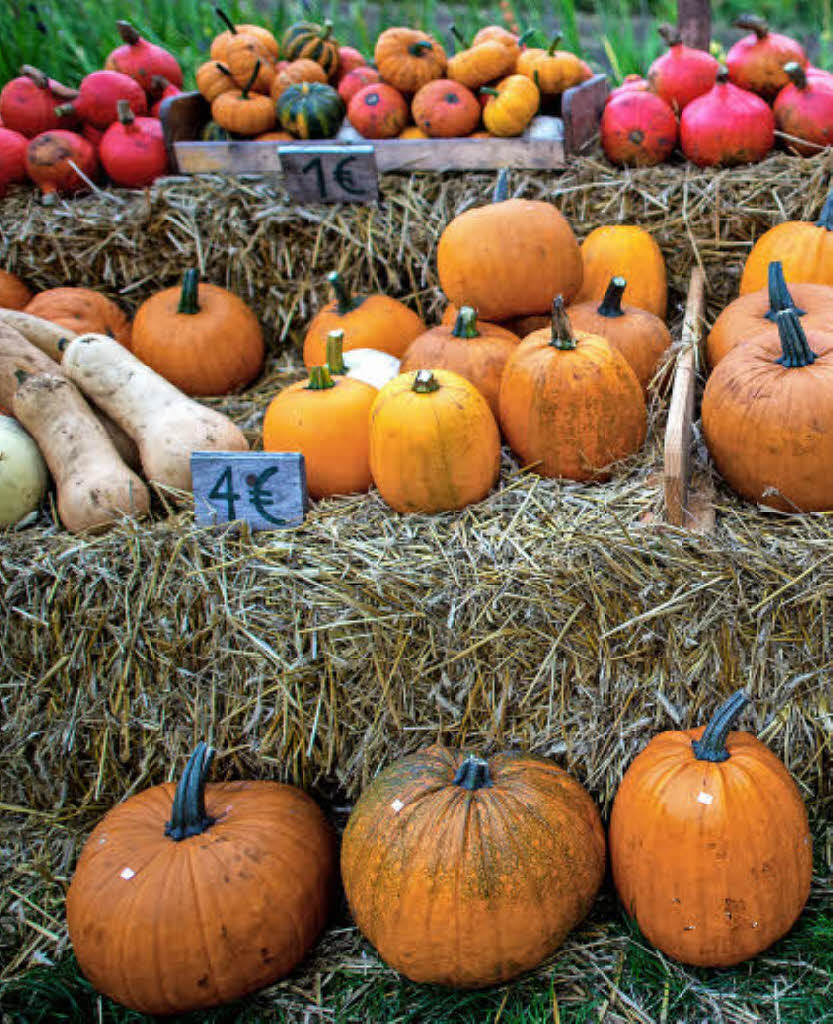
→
(328, 271, 362, 315)
(517, 28, 536, 47)
(325, 329, 347, 374)
(715, 65, 730, 84)
(691, 691, 749, 763)
(20, 64, 50, 90)
(54, 102, 76, 118)
(597, 277, 627, 318)
(241, 60, 261, 99)
(412, 369, 440, 393)
(307, 365, 336, 390)
(816, 187, 833, 230)
(408, 40, 434, 57)
(164, 742, 216, 840)
(784, 61, 808, 90)
(453, 755, 493, 790)
(116, 99, 135, 127)
(115, 20, 142, 45)
(775, 308, 817, 368)
(734, 14, 769, 38)
(547, 33, 563, 56)
(480, 86, 500, 98)
(214, 7, 237, 34)
(492, 166, 509, 202)
(658, 23, 683, 48)
(766, 261, 805, 321)
(449, 23, 468, 50)
(549, 295, 577, 350)
(177, 269, 201, 315)
(320, 20, 334, 42)
(452, 306, 480, 339)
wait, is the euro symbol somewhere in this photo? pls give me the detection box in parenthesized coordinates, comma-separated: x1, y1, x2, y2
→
(334, 155, 364, 196)
(248, 467, 286, 526)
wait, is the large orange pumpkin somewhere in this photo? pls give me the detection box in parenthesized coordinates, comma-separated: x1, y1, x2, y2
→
(574, 225, 667, 319)
(25, 287, 132, 349)
(610, 691, 812, 967)
(130, 269, 263, 396)
(499, 297, 647, 481)
(567, 276, 671, 391)
(437, 169, 582, 321)
(304, 271, 425, 365)
(740, 188, 833, 294)
(0, 270, 33, 310)
(67, 742, 335, 1015)
(369, 368, 500, 513)
(702, 307, 833, 511)
(341, 744, 605, 987)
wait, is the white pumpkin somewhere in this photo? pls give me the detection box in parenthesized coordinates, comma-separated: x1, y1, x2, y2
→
(0, 415, 48, 527)
(325, 329, 400, 390)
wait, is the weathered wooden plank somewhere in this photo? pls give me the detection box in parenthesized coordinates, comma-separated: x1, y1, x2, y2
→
(191, 452, 308, 531)
(158, 92, 210, 172)
(562, 74, 608, 155)
(678, 0, 712, 51)
(279, 145, 379, 203)
(664, 266, 706, 528)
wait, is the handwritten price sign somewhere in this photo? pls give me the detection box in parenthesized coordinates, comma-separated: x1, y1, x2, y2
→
(278, 145, 379, 204)
(191, 452, 308, 531)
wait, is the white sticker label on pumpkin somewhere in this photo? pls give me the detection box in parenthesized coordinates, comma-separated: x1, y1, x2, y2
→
(120, 867, 135, 880)
(391, 799, 404, 813)
(697, 792, 713, 805)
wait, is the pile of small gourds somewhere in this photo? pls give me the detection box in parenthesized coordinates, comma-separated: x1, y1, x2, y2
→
(195, 12, 594, 142)
(64, 689, 812, 1015)
(262, 171, 670, 513)
(602, 16, 833, 168)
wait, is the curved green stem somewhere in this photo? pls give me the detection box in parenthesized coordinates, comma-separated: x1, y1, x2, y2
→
(177, 269, 201, 315)
(492, 166, 509, 201)
(449, 23, 467, 51)
(691, 691, 749, 763)
(775, 308, 817, 367)
(517, 28, 536, 47)
(408, 40, 433, 56)
(734, 14, 769, 38)
(547, 33, 563, 56)
(326, 329, 346, 374)
(214, 7, 237, 34)
(307, 365, 335, 389)
(453, 755, 493, 790)
(328, 271, 362, 315)
(549, 295, 577, 350)
(452, 306, 480, 339)
(164, 742, 216, 840)
(766, 261, 805, 321)
(597, 276, 626, 318)
(412, 369, 440, 393)
(816, 187, 833, 230)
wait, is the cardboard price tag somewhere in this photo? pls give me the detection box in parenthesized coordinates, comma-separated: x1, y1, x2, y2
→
(191, 452, 308, 531)
(278, 145, 379, 204)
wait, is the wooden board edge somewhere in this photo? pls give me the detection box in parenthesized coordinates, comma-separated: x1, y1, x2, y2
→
(562, 74, 608, 156)
(159, 91, 210, 172)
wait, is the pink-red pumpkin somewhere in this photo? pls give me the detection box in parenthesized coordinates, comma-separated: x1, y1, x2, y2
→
(680, 68, 774, 167)
(647, 23, 720, 112)
(56, 70, 147, 130)
(601, 91, 678, 167)
(100, 101, 169, 188)
(347, 83, 409, 138)
(0, 66, 78, 137)
(0, 127, 28, 195)
(25, 131, 98, 195)
(726, 15, 806, 101)
(773, 62, 833, 156)
(105, 20, 184, 91)
(337, 66, 381, 106)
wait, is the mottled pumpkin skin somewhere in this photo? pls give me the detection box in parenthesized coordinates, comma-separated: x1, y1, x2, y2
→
(277, 81, 344, 139)
(610, 726, 812, 967)
(304, 293, 425, 364)
(411, 79, 480, 138)
(369, 369, 500, 513)
(437, 198, 582, 321)
(440, 304, 519, 338)
(702, 329, 833, 511)
(499, 329, 646, 481)
(26, 287, 131, 349)
(347, 83, 408, 139)
(566, 299, 671, 391)
(0, 269, 33, 310)
(740, 220, 833, 294)
(374, 28, 447, 94)
(341, 745, 606, 987)
(67, 780, 335, 1016)
(706, 282, 833, 368)
(575, 226, 667, 319)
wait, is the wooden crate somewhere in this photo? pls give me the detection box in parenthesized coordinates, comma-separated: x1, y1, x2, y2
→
(159, 76, 608, 175)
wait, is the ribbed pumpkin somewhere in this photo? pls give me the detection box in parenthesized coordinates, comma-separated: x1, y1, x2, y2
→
(210, 10, 280, 63)
(567, 277, 671, 391)
(601, 91, 678, 167)
(412, 80, 480, 137)
(370, 369, 500, 513)
(304, 272, 425, 364)
(270, 57, 328, 102)
(400, 306, 518, 417)
(195, 62, 236, 103)
(437, 169, 582, 321)
(706, 261, 833, 369)
(447, 38, 516, 91)
(262, 364, 376, 499)
(440, 304, 519, 338)
(610, 691, 812, 967)
(130, 269, 263, 396)
(67, 742, 335, 1016)
(740, 188, 833, 294)
(282, 21, 340, 78)
(574, 225, 667, 319)
(277, 81, 344, 139)
(374, 27, 447, 94)
(479, 75, 539, 136)
(224, 32, 276, 94)
(773, 62, 833, 157)
(516, 35, 587, 97)
(703, 308, 833, 511)
(0, 270, 32, 311)
(341, 744, 605, 987)
(25, 287, 131, 349)
(347, 83, 408, 139)
(499, 297, 646, 481)
(726, 14, 806, 101)
(211, 62, 276, 136)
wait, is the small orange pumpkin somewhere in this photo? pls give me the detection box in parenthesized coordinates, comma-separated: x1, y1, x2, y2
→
(210, 9, 279, 63)
(304, 271, 426, 364)
(399, 125, 429, 139)
(270, 58, 327, 102)
(25, 287, 131, 348)
(471, 25, 533, 64)
(374, 27, 447, 94)
(224, 33, 276, 93)
(447, 38, 516, 90)
(130, 268, 264, 396)
(574, 225, 668, 319)
(0, 269, 33, 310)
(195, 61, 236, 103)
(516, 35, 587, 96)
(411, 79, 481, 137)
(480, 74, 539, 136)
(211, 62, 276, 136)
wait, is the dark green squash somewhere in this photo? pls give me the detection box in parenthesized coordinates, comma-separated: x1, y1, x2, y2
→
(277, 81, 344, 139)
(281, 21, 340, 78)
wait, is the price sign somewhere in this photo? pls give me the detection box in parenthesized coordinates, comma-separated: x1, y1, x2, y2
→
(191, 452, 307, 531)
(278, 145, 379, 204)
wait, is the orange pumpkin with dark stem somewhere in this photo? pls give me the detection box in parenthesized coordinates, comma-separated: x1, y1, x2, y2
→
(224, 32, 276, 94)
(707, 261, 833, 369)
(440, 303, 519, 338)
(341, 744, 605, 986)
(262, 364, 375, 499)
(400, 306, 518, 417)
(567, 276, 671, 390)
(412, 79, 480, 137)
(479, 75, 539, 136)
(702, 307, 833, 511)
(438, 169, 582, 320)
(210, 9, 280, 63)
(130, 269, 263, 396)
(211, 62, 276, 136)
(740, 187, 833, 294)
(195, 61, 236, 103)
(610, 690, 812, 967)
(0, 270, 33, 310)
(574, 225, 667, 319)
(374, 27, 447, 93)
(472, 25, 533, 64)
(499, 296, 646, 481)
(516, 34, 586, 96)
(25, 287, 131, 349)
(67, 742, 335, 1016)
(370, 369, 500, 513)
(304, 271, 425, 364)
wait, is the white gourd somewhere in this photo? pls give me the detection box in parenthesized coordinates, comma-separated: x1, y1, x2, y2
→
(0, 414, 48, 527)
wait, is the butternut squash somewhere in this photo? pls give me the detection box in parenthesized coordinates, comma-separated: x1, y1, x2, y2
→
(12, 372, 150, 533)
(61, 333, 248, 490)
(0, 308, 76, 361)
(0, 323, 140, 470)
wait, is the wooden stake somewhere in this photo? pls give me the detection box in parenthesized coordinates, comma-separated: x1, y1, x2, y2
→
(678, 0, 711, 51)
